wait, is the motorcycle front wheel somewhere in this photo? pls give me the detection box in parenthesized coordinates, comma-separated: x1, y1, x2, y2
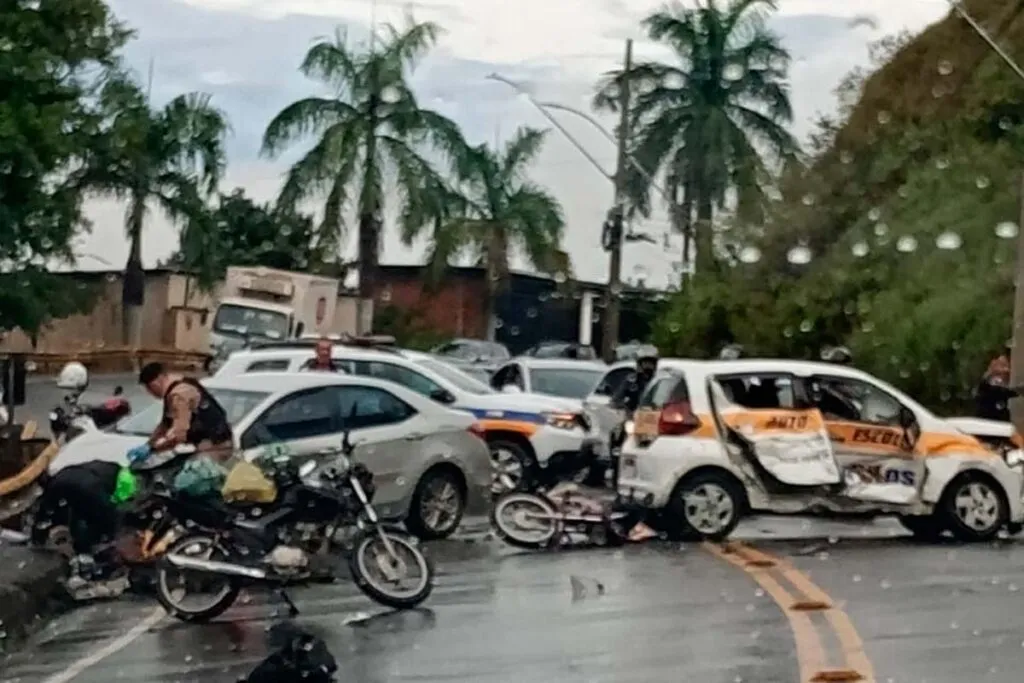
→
(490, 492, 561, 549)
(155, 534, 241, 623)
(349, 530, 433, 610)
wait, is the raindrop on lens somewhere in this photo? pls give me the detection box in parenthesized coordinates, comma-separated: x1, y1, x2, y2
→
(783, 327, 794, 338)
(876, 111, 891, 125)
(494, 318, 503, 329)
(976, 176, 991, 189)
(738, 246, 761, 264)
(554, 272, 567, 284)
(851, 241, 869, 258)
(799, 320, 813, 333)
(935, 157, 950, 170)
(839, 150, 853, 164)
(669, 322, 680, 333)
(999, 117, 1014, 131)
(936, 231, 962, 250)
(896, 236, 918, 253)
(527, 307, 538, 318)
(867, 207, 881, 222)
(510, 326, 520, 336)
(874, 222, 889, 237)
(786, 245, 812, 265)
(801, 194, 815, 206)
(937, 60, 954, 75)
(996, 221, 1019, 239)
(723, 63, 745, 81)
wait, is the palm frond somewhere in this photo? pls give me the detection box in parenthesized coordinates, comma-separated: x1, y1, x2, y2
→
(261, 97, 357, 157)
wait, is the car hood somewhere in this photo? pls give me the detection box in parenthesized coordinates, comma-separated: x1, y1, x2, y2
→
(48, 430, 146, 474)
(466, 392, 584, 414)
(946, 416, 1014, 438)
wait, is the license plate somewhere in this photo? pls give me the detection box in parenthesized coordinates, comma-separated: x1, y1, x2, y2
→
(633, 409, 659, 439)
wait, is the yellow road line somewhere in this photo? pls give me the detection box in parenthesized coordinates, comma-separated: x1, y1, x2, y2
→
(704, 541, 876, 683)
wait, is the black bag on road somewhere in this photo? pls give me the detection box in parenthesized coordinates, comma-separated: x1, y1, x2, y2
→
(241, 622, 337, 683)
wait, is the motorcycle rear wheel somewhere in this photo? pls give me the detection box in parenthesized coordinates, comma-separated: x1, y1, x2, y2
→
(155, 534, 240, 623)
(349, 531, 433, 609)
(490, 492, 561, 549)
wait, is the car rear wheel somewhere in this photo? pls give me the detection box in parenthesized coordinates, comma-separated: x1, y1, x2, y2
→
(406, 468, 466, 540)
(666, 470, 744, 542)
(488, 439, 535, 494)
(939, 472, 1008, 542)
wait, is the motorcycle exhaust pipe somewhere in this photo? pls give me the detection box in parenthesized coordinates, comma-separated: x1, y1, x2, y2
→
(164, 553, 267, 580)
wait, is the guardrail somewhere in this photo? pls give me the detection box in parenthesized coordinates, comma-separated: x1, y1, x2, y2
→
(24, 348, 211, 375)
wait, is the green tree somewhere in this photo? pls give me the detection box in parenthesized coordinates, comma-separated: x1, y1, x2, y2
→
(172, 189, 327, 288)
(0, 0, 129, 334)
(593, 0, 797, 277)
(423, 127, 568, 336)
(84, 75, 229, 345)
(261, 17, 468, 316)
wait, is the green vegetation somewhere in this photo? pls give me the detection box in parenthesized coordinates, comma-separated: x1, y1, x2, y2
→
(652, 0, 1024, 412)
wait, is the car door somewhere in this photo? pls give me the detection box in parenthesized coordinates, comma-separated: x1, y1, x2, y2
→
(706, 372, 842, 487)
(585, 365, 635, 438)
(807, 374, 922, 504)
(238, 387, 343, 464)
(348, 359, 450, 403)
(334, 385, 422, 518)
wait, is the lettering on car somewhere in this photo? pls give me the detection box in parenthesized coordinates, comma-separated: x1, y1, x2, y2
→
(846, 462, 916, 486)
(764, 415, 809, 430)
(851, 427, 911, 450)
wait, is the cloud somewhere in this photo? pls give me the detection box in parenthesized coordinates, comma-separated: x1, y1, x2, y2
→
(81, 0, 948, 288)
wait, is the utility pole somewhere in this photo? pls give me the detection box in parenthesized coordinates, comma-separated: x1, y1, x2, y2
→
(1011, 170, 1024, 432)
(601, 39, 632, 362)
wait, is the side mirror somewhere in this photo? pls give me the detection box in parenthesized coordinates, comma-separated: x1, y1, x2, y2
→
(899, 406, 916, 430)
(429, 388, 456, 404)
(501, 384, 522, 394)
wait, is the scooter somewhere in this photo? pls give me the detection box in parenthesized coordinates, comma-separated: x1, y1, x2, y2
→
(48, 385, 131, 443)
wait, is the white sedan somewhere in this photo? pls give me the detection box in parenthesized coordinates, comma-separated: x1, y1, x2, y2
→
(50, 372, 493, 540)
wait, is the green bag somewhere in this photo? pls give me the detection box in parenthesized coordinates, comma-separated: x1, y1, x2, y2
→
(172, 455, 227, 497)
(109, 467, 138, 506)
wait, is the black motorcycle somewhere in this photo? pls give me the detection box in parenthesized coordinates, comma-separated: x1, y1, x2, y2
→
(153, 428, 434, 622)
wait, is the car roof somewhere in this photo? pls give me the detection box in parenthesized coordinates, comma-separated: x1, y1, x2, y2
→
(512, 357, 607, 370)
(204, 371, 395, 394)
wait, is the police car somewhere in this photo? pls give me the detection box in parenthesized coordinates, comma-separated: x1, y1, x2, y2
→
(616, 358, 1024, 542)
(213, 341, 602, 491)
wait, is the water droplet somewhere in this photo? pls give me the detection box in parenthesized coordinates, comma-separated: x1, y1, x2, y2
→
(840, 150, 854, 164)
(861, 321, 876, 333)
(786, 245, 812, 265)
(494, 318, 503, 329)
(999, 116, 1014, 131)
(880, 579, 892, 589)
(976, 175, 991, 189)
(896, 235, 918, 253)
(996, 221, 1019, 239)
(801, 194, 815, 206)
(936, 231, 962, 250)
(738, 246, 762, 264)
(874, 222, 889, 237)
(935, 157, 950, 170)
(852, 574, 862, 583)
(554, 272, 567, 284)
(754, 588, 765, 597)
(932, 84, 946, 98)
(527, 307, 538, 318)
(851, 241, 870, 258)
(799, 320, 813, 333)
(510, 326, 520, 336)
(783, 327, 794, 338)
(609, 282, 623, 296)
(937, 59, 954, 75)
(950, 621, 959, 630)
(867, 207, 882, 222)
(817, 551, 830, 561)
(723, 63, 745, 81)
(766, 187, 783, 202)
(745, 603, 755, 612)
(827, 536, 839, 544)
(876, 111, 891, 125)
(669, 322, 680, 333)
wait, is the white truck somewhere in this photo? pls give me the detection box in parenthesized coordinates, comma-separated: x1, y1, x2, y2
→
(207, 267, 350, 363)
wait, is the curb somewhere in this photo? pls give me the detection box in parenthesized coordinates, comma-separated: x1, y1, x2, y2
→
(0, 546, 67, 650)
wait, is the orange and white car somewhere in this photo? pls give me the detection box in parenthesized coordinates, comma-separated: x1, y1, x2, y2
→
(617, 359, 1024, 542)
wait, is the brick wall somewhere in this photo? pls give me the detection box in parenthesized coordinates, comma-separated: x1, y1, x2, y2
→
(375, 271, 487, 339)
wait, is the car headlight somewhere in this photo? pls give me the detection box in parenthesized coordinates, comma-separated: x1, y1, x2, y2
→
(543, 411, 583, 431)
(1006, 449, 1024, 468)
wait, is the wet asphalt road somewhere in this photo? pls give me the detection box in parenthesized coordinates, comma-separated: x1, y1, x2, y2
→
(9, 377, 1024, 682)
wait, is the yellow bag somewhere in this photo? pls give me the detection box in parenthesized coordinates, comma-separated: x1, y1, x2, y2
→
(221, 461, 277, 503)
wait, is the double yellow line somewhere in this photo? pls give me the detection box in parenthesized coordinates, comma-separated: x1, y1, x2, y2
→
(704, 541, 875, 683)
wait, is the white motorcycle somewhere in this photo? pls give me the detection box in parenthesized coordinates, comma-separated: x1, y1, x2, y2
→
(47, 362, 131, 443)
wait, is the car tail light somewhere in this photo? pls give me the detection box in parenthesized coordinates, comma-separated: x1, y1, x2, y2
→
(467, 422, 487, 441)
(658, 401, 701, 436)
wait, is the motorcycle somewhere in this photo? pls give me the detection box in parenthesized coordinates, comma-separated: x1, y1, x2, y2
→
(490, 438, 645, 550)
(153, 427, 434, 622)
(49, 385, 131, 443)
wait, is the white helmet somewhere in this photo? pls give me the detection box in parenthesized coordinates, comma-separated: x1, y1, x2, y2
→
(56, 361, 89, 391)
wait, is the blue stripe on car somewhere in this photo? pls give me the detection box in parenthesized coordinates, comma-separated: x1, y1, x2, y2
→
(455, 406, 548, 424)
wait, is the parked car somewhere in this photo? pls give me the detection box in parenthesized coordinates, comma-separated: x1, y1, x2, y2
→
(431, 338, 510, 364)
(490, 358, 607, 401)
(214, 344, 602, 491)
(617, 358, 1024, 543)
(48, 372, 492, 540)
(521, 341, 599, 360)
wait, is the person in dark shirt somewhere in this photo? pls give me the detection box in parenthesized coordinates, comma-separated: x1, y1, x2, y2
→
(610, 352, 659, 414)
(307, 338, 341, 372)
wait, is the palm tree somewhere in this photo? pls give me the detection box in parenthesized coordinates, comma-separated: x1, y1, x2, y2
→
(420, 127, 568, 338)
(86, 75, 228, 345)
(261, 18, 468, 327)
(594, 0, 797, 277)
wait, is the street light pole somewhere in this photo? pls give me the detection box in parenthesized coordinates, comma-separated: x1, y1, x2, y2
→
(604, 39, 633, 362)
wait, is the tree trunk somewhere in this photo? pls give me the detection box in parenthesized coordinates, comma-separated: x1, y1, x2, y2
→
(356, 210, 381, 334)
(694, 193, 716, 279)
(122, 195, 146, 348)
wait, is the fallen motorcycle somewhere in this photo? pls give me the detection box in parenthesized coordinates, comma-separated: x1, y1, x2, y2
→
(154, 429, 433, 622)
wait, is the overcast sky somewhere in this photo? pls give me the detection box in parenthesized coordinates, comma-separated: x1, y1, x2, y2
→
(79, 0, 953, 287)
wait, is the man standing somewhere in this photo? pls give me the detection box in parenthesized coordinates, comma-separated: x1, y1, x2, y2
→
(128, 362, 234, 464)
(306, 338, 341, 372)
(977, 343, 1015, 421)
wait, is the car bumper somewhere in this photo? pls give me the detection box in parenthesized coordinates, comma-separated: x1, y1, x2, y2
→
(531, 427, 599, 465)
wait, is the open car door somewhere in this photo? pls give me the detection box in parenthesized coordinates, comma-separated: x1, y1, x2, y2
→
(707, 374, 841, 487)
